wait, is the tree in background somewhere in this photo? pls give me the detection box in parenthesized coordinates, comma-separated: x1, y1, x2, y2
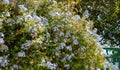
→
(74, 0, 120, 69)
(0, 0, 104, 69)
(75, 0, 120, 47)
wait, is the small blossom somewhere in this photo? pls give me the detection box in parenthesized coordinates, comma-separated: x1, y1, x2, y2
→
(6, 11, 10, 17)
(61, 54, 74, 62)
(53, 27, 59, 32)
(97, 14, 101, 21)
(72, 15, 80, 21)
(0, 38, 4, 44)
(93, 28, 97, 34)
(59, 43, 66, 49)
(0, 32, 4, 38)
(66, 11, 72, 16)
(103, 62, 110, 69)
(24, 15, 33, 22)
(56, 43, 66, 50)
(96, 35, 103, 42)
(0, 48, 3, 52)
(18, 51, 26, 57)
(46, 62, 57, 69)
(49, 11, 60, 16)
(41, 58, 46, 66)
(0, 57, 3, 63)
(64, 64, 70, 69)
(0, 60, 9, 67)
(52, 0, 57, 4)
(83, 10, 89, 18)
(59, 31, 64, 36)
(21, 40, 31, 50)
(73, 39, 79, 45)
(41, 58, 46, 63)
(42, 17, 48, 23)
(111, 64, 119, 70)
(44, 33, 50, 42)
(89, 20, 93, 24)
(38, 23, 45, 29)
(34, 16, 41, 22)
(55, 51, 60, 56)
(65, 31, 71, 38)
(18, 5, 28, 12)
(66, 45, 72, 51)
(62, 18, 68, 23)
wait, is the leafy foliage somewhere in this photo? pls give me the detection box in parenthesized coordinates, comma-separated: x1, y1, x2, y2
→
(75, 0, 120, 47)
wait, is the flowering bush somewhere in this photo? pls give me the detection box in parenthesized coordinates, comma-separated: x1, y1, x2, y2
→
(0, 0, 104, 70)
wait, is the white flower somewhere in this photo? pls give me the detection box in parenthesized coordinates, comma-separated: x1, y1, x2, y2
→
(56, 43, 66, 50)
(0, 57, 3, 63)
(62, 18, 68, 23)
(18, 51, 26, 57)
(46, 62, 57, 69)
(83, 10, 89, 18)
(0, 60, 9, 67)
(66, 11, 72, 16)
(103, 61, 110, 69)
(89, 20, 93, 24)
(0, 47, 3, 52)
(66, 45, 72, 51)
(0, 32, 4, 38)
(52, 0, 57, 4)
(95, 35, 103, 42)
(55, 51, 60, 56)
(64, 64, 70, 69)
(49, 11, 60, 16)
(38, 23, 45, 29)
(33, 16, 41, 22)
(6, 11, 10, 17)
(53, 27, 59, 32)
(21, 40, 31, 50)
(42, 17, 48, 23)
(18, 5, 28, 12)
(86, 26, 93, 35)
(93, 28, 97, 34)
(0, 38, 4, 44)
(41, 58, 46, 63)
(65, 31, 71, 38)
(24, 15, 33, 22)
(3, 0, 10, 4)
(60, 43, 66, 49)
(111, 64, 119, 70)
(73, 39, 79, 45)
(41, 58, 46, 66)
(44, 33, 50, 42)
(59, 31, 64, 36)
(97, 14, 101, 21)
(72, 15, 81, 21)
(61, 54, 74, 62)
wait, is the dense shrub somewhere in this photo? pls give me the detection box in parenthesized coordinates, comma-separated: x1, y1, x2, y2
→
(0, 0, 104, 70)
